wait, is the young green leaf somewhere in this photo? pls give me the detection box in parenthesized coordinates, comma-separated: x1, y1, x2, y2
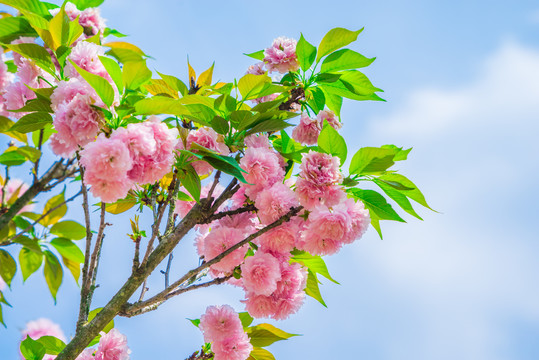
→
(19, 247, 43, 282)
(378, 173, 434, 211)
(41, 192, 67, 226)
(50, 220, 86, 240)
(317, 123, 347, 165)
(43, 250, 63, 303)
(0, 249, 17, 287)
(296, 33, 317, 71)
(304, 270, 327, 307)
(179, 164, 201, 202)
(68, 60, 115, 108)
(349, 147, 398, 175)
(99, 56, 124, 92)
(244, 50, 265, 61)
(123, 60, 152, 90)
(36, 336, 66, 355)
(317, 27, 364, 61)
(321, 49, 375, 73)
(9, 112, 53, 133)
(348, 188, 405, 222)
(50, 238, 85, 263)
(246, 323, 298, 347)
(20, 335, 46, 360)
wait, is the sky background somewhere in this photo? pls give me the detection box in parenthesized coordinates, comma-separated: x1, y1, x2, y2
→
(1, 0, 539, 359)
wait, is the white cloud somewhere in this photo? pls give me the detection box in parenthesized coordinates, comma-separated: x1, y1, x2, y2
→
(351, 41, 539, 359)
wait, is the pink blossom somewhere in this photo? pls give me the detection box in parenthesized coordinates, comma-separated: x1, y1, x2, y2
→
(65, 41, 107, 79)
(214, 211, 258, 236)
(245, 62, 266, 75)
(75, 349, 95, 360)
(272, 292, 305, 320)
(51, 93, 104, 156)
(16, 58, 53, 88)
(274, 261, 307, 298)
(239, 147, 284, 198)
(83, 171, 133, 203)
(263, 36, 299, 74)
(95, 328, 130, 360)
(299, 151, 342, 186)
(254, 182, 298, 225)
(202, 227, 247, 274)
(243, 294, 277, 319)
(340, 198, 370, 244)
(0, 55, 14, 91)
(241, 252, 282, 296)
(199, 305, 244, 343)
(212, 332, 253, 360)
(80, 134, 133, 178)
(317, 110, 342, 130)
(3, 81, 36, 118)
(21, 318, 66, 360)
(79, 7, 106, 37)
(292, 113, 321, 145)
(126, 117, 178, 184)
(230, 186, 248, 209)
(259, 221, 299, 255)
(297, 229, 342, 256)
(244, 134, 270, 149)
(51, 78, 97, 110)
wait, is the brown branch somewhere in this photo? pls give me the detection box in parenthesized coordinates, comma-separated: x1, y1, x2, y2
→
(200, 204, 256, 225)
(77, 169, 93, 333)
(278, 87, 305, 111)
(119, 206, 302, 317)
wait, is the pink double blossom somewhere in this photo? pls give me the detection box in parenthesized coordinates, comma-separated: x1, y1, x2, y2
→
(202, 227, 247, 274)
(95, 328, 131, 360)
(239, 147, 284, 199)
(241, 252, 282, 296)
(254, 182, 298, 225)
(263, 37, 299, 74)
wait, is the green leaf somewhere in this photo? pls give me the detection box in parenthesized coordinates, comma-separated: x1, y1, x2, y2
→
(179, 164, 201, 202)
(36, 336, 66, 355)
(123, 60, 152, 90)
(134, 97, 188, 116)
(378, 173, 434, 211)
(61, 255, 80, 284)
(1, 0, 54, 17)
(238, 312, 254, 329)
(304, 269, 327, 307)
(50, 220, 86, 240)
(211, 116, 229, 135)
(103, 28, 127, 38)
(306, 87, 326, 113)
(339, 70, 382, 96)
(0, 115, 27, 143)
(349, 147, 398, 175)
(17, 146, 41, 162)
(156, 71, 188, 96)
(19, 247, 43, 282)
(9, 99, 52, 113)
(4, 43, 55, 75)
(187, 318, 200, 327)
(321, 89, 343, 117)
(105, 197, 137, 214)
(349, 188, 405, 222)
(237, 73, 271, 100)
(317, 123, 347, 165)
(296, 33, 316, 71)
(0, 249, 17, 287)
(99, 56, 123, 92)
(321, 49, 375, 73)
(373, 179, 422, 220)
(290, 250, 339, 284)
(20, 335, 46, 360)
(244, 50, 265, 61)
(248, 347, 276, 360)
(381, 144, 412, 161)
(9, 112, 53, 133)
(70, 0, 104, 10)
(317, 27, 364, 61)
(49, 4, 70, 48)
(43, 250, 63, 303)
(41, 192, 67, 226)
(0, 150, 26, 166)
(245, 119, 292, 136)
(68, 59, 114, 108)
(12, 235, 42, 254)
(201, 154, 248, 184)
(0, 17, 37, 44)
(50, 238, 84, 263)
(246, 323, 298, 347)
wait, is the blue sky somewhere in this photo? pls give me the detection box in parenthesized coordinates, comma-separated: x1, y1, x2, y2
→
(1, 0, 539, 359)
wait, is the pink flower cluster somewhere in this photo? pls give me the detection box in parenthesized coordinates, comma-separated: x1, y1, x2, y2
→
(199, 305, 252, 360)
(292, 110, 341, 145)
(20, 318, 66, 360)
(263, 37, 299, 74)
(79, 117, 178, 203)
(178, 127, 229, 176)
(75, 328, 131, 360)
(49, 80, 104, 158)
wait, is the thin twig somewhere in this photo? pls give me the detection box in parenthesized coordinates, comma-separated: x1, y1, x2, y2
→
(163, 252, 173, 288)
(33, 129, 44, 183)
(87, 203, 107, 287)
(200, 204, 256, 225)
(206, 170, 221, 200)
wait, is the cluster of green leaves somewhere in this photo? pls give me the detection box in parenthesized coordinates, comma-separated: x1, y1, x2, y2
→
(189, 312, 298, 360)
(0, 186, 86, 326)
